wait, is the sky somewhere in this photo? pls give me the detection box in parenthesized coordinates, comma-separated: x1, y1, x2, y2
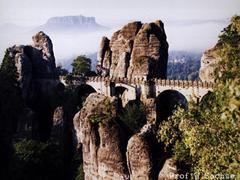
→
(0, 0, 239, 26)
(0, 0, 239, 67)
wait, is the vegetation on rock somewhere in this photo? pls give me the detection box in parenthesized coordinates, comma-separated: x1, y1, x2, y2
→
(158, 15, 240, 179)
(89, 97, 114, 124)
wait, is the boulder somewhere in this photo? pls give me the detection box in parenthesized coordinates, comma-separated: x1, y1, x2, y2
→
(73, 93, 129, 180)
(126, 123, 157, 180)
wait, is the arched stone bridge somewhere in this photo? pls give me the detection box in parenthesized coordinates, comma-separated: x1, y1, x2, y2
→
(60, 76, 213, 105)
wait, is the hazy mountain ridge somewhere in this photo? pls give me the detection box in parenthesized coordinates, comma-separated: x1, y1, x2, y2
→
(35, 15, 108, 33)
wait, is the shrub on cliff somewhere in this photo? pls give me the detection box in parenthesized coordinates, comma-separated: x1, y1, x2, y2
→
(158, 15, 240, 179)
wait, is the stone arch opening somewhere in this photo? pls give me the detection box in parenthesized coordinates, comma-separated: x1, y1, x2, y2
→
(156, 90, 188, 123)
(115, 86, 129, 108)
(76, 84, 97, 107)
(199, 91, 214, 103)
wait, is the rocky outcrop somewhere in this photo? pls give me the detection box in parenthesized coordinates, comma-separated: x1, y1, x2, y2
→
(199, 46, 220, 82)
(73, 93, 129, 180)
(51, 107, 64, 138)
(97, 20, 168, 79)
(158, 158, 178, 180)
(73, 92, 181, 179)
(7, 31, 58, 140)
(8, 31, 56, 101)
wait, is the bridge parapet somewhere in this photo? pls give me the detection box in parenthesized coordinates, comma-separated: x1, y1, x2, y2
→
(60, 76, 214, 90)
(154, 79, 213, 89)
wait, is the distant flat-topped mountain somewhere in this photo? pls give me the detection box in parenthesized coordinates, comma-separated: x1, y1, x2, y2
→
(36, 15, 108, 33)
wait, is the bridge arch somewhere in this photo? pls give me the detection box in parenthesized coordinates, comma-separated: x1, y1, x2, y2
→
(156, 90, 188, 123)
(76, 84, 96, 97)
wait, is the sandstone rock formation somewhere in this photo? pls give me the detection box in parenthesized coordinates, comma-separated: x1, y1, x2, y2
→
(73, 92, 180, 180)
(73, 93, 129, 180)
(52, 107, 64, 138)
(7, 31, 58, 140)
(97, 21, 168, 79)
(126, 122, 157, 180)
(8, 31, 57, 102)
(199, 46, 220, 82)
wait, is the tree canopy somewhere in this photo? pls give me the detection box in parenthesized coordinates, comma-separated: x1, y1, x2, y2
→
(71, 55, 91, 76)
(158, 15, 240, 179)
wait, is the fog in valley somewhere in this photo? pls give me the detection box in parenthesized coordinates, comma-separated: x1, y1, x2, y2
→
(0, 19, 228, 70)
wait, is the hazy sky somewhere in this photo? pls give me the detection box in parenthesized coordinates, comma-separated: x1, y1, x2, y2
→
(0, 0, 240, 26)
(0, 0, 239, 66)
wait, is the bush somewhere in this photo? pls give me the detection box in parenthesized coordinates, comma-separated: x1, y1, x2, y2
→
(71, 55, 91, 76)
(9, 139, 64, 180)
(157, 16, 240, 179)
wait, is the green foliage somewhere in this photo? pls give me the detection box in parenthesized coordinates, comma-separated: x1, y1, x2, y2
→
(157, 108, 184, 151)
(119, 101, 147, 133)
(72, 55, 91, 76)
(9, 139, 64, 180)
(0, 50, 18, 82)
(157, 16, 240, 179)
(0, 50, 23, 134)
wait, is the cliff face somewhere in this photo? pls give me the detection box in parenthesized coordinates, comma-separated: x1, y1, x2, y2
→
(74, 93, 129, 180)
(97, 20, 168, 79)
(199, 46, 220, 82)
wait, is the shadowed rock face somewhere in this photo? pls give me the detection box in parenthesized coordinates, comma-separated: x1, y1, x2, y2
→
(7, 31, 57, 140)
(97, 20, 168, 79)
(73, 93, 176, 179)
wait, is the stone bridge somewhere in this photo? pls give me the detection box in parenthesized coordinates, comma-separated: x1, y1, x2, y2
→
(60, 76, 213, 106)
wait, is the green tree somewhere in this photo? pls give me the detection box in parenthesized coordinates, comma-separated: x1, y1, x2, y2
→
(71, 55, 91, 76)
(158, 15, 240, 179)
(9, 139, 64, 180)
(0, 50, 23, 179)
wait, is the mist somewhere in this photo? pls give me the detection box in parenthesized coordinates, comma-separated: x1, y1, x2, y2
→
(0, 19, 228, 70)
